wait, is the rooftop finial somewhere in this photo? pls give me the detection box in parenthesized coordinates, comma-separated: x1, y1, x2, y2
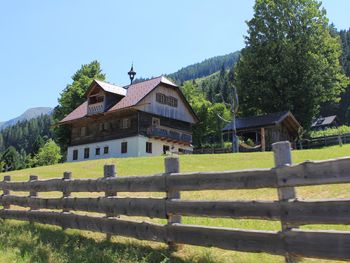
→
(128, 62, 136, 85)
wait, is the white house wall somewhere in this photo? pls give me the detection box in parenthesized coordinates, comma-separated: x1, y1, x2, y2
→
(137, 85, 197, 124)
(67, 135, 193, 162)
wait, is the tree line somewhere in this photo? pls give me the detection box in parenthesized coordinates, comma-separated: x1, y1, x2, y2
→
(0, 115, 61, 171)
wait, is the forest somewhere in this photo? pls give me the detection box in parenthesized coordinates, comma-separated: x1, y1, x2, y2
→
(1, 0, 350, 172)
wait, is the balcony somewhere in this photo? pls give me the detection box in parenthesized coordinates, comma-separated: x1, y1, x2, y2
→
(147, 127, 192, 144)
(87, 102, 104, 115)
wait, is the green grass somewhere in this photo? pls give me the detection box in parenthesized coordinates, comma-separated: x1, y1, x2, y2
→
(1, 144, 350, 262)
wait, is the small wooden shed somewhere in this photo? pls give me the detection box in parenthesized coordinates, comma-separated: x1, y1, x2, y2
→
(222, 111, 301, 151)
(311, 115, 339, 130)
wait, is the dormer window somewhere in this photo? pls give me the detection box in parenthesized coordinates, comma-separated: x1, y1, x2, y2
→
(89, 95, 104, 104)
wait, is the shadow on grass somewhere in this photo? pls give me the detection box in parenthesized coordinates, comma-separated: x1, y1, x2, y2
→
(0, 220, 216, 263)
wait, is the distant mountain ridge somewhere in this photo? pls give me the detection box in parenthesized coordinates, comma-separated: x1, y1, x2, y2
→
(167, 51, 240, 84)
(0, 107, 53, 130)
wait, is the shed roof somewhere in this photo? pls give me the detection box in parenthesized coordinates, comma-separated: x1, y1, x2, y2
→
(222, 111, 300, 132)
(311, 115, 338, 128)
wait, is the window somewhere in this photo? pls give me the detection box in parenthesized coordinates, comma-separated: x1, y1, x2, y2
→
(146, 142, 152, 153)
(81, 127, 87, 136)
(152, 117, 160, 127)
(156, 93, 166, 104)
(120, 118, 130, 129)
(99, 122, 109, 132)
(156, 93, 178, 107)
(104, 146, 109, 154)
(163, 145, 170, 154)
(89, 95, 104, 104)
(121, 142, 128, 154)
(95, 148, 100, 156)
(167, 96, 178, 107)
(73, 150, 78, 160)
(84, 148, 90, 159)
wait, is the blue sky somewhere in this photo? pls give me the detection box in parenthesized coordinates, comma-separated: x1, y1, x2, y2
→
(0, 0, 349, 121)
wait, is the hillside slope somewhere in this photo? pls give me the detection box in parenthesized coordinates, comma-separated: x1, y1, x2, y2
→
(0, 107, 53, 130)
(1, 145, 350, 263)
(168, 51, 240, 84)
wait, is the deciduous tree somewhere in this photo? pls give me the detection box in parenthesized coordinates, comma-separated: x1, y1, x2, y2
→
(235, 0, 348, 129)
(53, 61, 105, 156)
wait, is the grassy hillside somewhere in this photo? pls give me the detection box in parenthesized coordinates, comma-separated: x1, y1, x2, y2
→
(1, 145, 350, 262)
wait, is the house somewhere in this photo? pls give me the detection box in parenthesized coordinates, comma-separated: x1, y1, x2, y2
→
(311, 115, 339, 130)
(222, 111, 301, 151)
(59, 75, 199, 162)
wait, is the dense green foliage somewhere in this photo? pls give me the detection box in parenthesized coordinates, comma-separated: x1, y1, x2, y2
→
(33, 139, 62, 166)
(0, 114, 55, 171)
(181, 79, 231, 147)
(334, 29, 350, 123)
(235, 0, 348, 129)
(309, 125, 350, 138)
(0, 114, 53, 153)
(168, 51, 240, 85)
(53, 61, 106, 155)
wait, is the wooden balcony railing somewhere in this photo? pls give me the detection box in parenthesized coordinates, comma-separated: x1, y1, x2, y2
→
(87, 102, 104, 115)
(147, 127, 192, 144)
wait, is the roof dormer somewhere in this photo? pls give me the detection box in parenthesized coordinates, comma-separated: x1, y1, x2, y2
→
(86, 79, 126, 115)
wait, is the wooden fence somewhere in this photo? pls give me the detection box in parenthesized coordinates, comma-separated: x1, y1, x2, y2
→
(1, 141, 350, 262)
(297, 133, 350, 149)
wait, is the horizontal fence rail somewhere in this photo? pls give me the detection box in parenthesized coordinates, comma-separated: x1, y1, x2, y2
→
(1, 141, 350, 262)
(2, 157, 350, 193)
(1, 196, 350, 225)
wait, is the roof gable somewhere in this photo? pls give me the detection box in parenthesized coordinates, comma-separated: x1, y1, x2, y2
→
(136, 84, 199, 123)
(108, 76, 165, 112)
(59, 76, 198, 124)
(85, 79, 126, 97)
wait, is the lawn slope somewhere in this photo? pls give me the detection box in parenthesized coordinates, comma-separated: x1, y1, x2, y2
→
(1, 145, 350, 262)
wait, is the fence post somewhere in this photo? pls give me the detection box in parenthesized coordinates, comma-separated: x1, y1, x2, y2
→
(2, 175, 11, 210)
(29, 175, 38, 225)
(104, 164, 116, 240)
(164, 156, 181, 251)
(62, 171, 72, 230)
(272, 141, 299, 263)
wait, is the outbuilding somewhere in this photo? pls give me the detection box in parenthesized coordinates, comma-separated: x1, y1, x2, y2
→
(222, 111, 301, 151)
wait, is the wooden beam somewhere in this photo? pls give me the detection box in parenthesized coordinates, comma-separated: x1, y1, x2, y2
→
(261, 127, 266, 151)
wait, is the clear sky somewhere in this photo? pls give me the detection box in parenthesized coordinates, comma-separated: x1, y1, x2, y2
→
(0, 0, 349, 121)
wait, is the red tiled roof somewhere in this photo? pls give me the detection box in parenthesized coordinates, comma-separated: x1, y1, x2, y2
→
(60, 101, 88, 123)
(59, 76, 177, 124)
(109, 76, 175, 111)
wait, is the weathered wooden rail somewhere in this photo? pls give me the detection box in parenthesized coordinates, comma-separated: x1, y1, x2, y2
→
(1, 141, 350, 262)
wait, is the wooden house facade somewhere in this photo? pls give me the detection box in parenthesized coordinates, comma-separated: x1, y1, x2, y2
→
(59, 77, 198, 162)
